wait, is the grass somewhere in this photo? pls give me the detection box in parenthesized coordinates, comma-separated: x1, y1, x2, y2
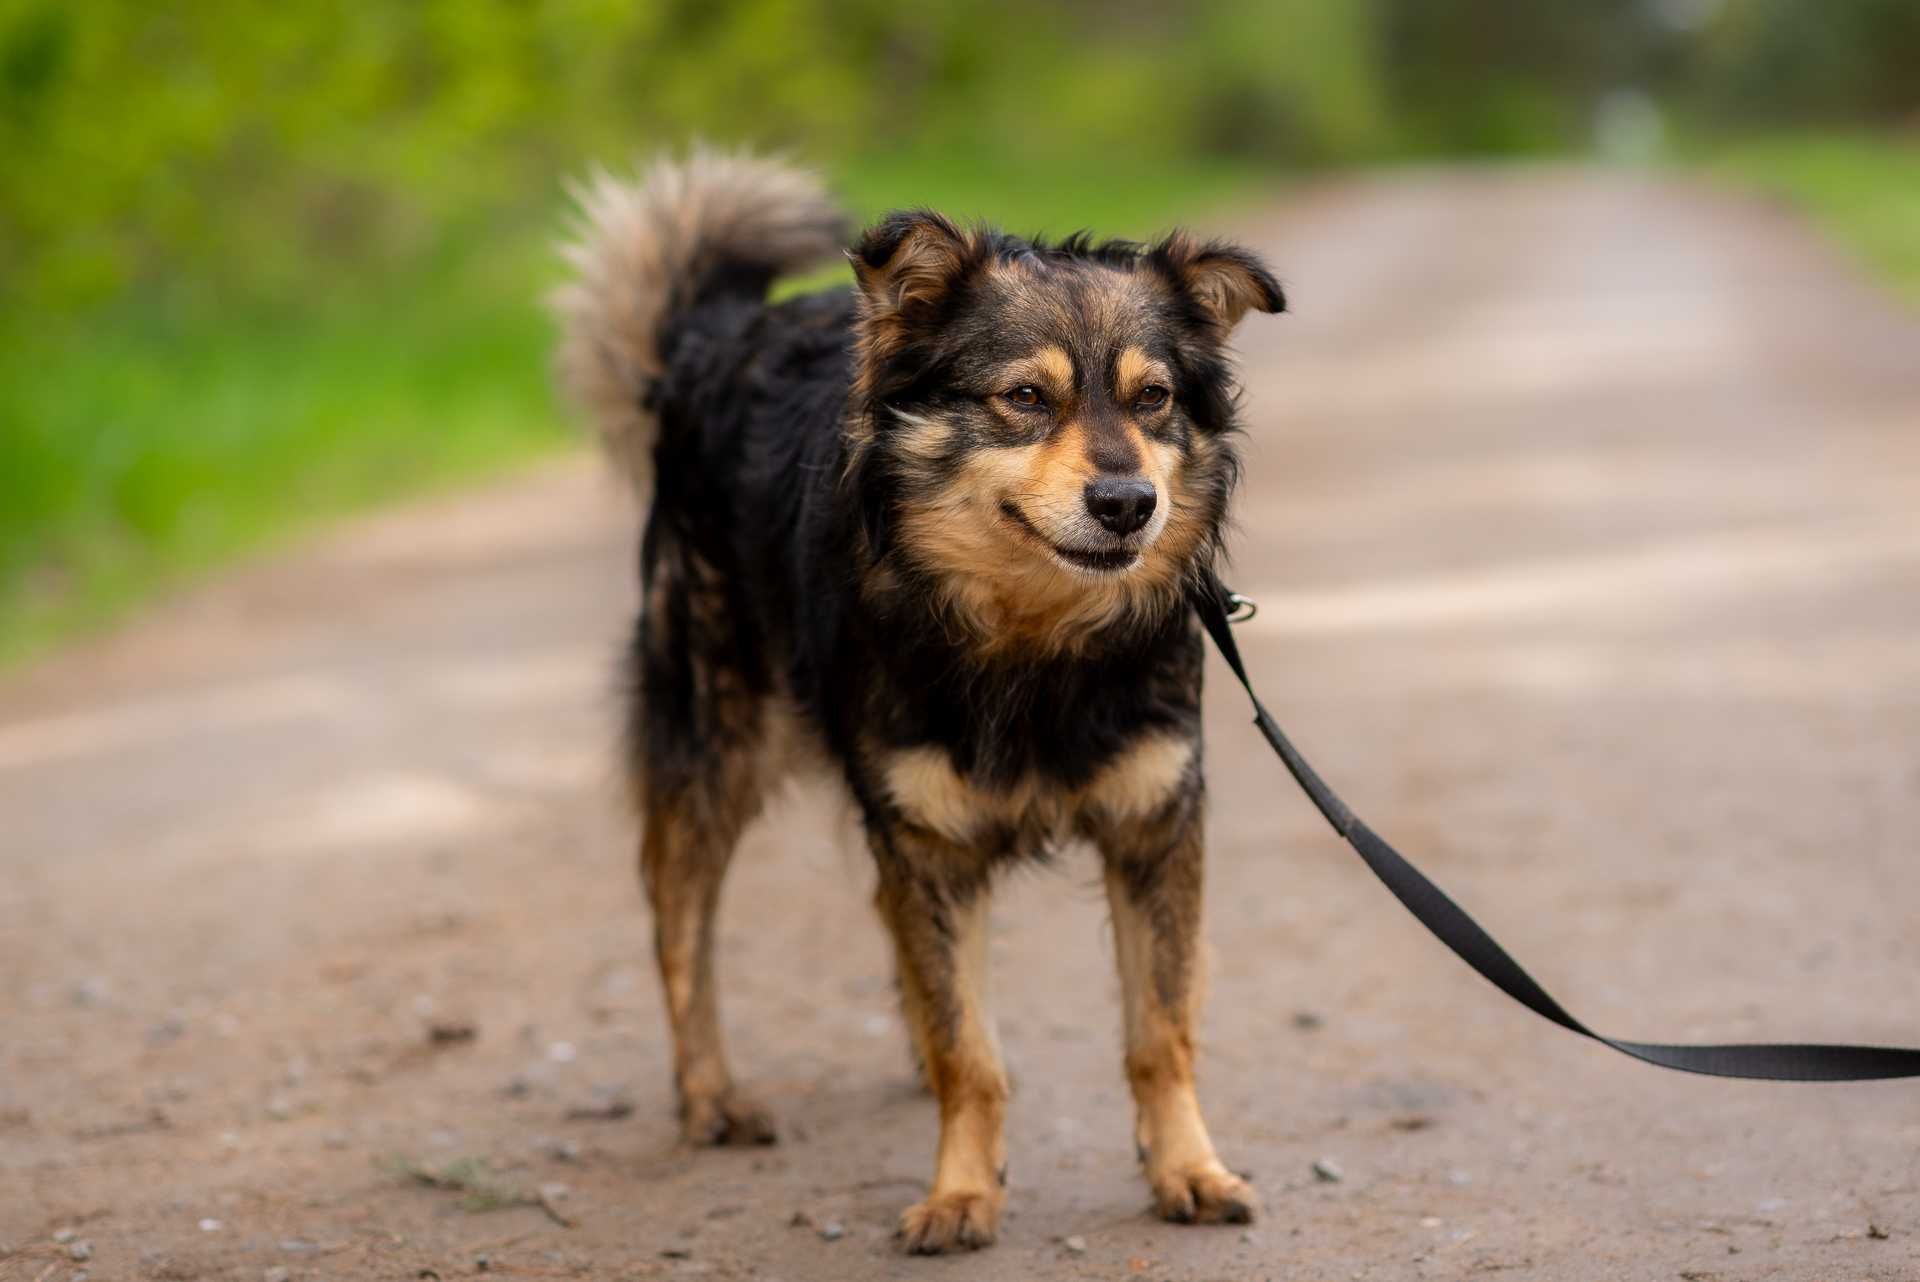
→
(1709, 131, 1920, 304)
(378, 1153, 572, 1225)
(0, 150, 1268, 666)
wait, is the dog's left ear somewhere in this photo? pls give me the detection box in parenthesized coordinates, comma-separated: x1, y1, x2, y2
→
(850, 209, 985, 325)
(1150, 233, 1286, 332)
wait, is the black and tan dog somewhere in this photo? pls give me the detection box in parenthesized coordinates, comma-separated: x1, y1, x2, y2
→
(554, 148, 1283, 1254)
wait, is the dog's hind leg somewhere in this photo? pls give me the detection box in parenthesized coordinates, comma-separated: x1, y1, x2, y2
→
(870, 831, 1008, 1254)
(638, 748, 776, 1146)
(1092, 793, 1259, 1226)
(630, 555, 778, 1147)
(638, 742, 777, 1146)
(639, 766, 776, 1146)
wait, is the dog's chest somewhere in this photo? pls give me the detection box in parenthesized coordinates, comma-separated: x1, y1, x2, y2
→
(879, 732, 1192, 846)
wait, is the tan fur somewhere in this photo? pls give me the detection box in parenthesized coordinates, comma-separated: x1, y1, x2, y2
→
(1158, 233, 1278, 330)
(873, 840, 1010, 1252)
(1029, 345, 1076, 398)
(1114, 346, 1171, 401)
(552, 147, 845, 495)
(1101, 844, 1256, 1226)
(881, 731, 1195, 844)
(849, 214, 990, 420)
(891, 421, 1207, 656)
(640, 789, 776, 1146)
(1083, 732, 1196, 822)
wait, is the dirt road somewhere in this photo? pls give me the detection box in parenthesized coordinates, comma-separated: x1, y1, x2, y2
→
(4, 170, 1919, 1282)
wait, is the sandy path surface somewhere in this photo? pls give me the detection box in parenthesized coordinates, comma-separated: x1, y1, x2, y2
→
(4, 169, 1919, 1281)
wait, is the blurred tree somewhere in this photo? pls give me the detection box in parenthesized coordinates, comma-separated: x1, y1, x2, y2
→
(1694, 0, 1920, 125)
(2, 0, 1912, 318)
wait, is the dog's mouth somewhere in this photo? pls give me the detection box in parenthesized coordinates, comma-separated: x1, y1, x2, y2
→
(999, 501, 1141, 575)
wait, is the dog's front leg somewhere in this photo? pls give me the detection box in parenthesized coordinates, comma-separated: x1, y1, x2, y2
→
(1094, 795, 1258, 1226)
(870, 826, 1007, 1254)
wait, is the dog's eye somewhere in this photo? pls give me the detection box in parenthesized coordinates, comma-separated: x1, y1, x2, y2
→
(1136, 384, 1169, 410)
(1006, 385, 1045, 409)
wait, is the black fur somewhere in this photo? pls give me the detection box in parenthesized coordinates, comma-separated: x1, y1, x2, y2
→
(630, 222, 1277, 835)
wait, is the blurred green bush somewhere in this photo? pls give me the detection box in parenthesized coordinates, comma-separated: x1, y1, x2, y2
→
(5, 0, 1915, 315)
(0, 0, 1913, 659)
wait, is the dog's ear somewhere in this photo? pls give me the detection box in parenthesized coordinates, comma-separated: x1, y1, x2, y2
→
(851, 210, 984, 325)
(1149, 233, 1285, 332)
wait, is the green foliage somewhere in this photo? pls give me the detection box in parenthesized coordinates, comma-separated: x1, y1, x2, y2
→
(0, 1, 1376, 315)
(1693, 0, 1920, 125)
(3, 0, 1916, 661)
(0, 148, 1266, 663)
(1711, 133, 1920, 303)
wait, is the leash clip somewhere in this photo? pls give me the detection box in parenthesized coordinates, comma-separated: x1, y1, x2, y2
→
(1225, 592, 1258, 624)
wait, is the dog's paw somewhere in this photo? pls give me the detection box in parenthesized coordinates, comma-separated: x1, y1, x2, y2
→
(898, 1189, 1003, 1254)
(678, 1087, 777, 1147)
(1150, 1159, 1258, 1226)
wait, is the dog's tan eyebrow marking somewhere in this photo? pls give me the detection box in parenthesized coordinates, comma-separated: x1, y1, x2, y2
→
(1113, 347, 1170, 399)
(1035, 345, 1075, 393)
(1005, 345, 1076, 397)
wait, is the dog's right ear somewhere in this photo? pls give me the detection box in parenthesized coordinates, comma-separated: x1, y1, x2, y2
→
(850, 210, 983, 328)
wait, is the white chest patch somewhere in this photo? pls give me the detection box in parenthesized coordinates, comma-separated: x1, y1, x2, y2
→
(881, 732, 1195, 845)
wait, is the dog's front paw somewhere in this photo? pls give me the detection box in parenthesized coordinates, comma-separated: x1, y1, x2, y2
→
(678, 1086, 777, 1147)
(1150, 1159, 1257, 1226)
(898, 1188, 1003, 1254)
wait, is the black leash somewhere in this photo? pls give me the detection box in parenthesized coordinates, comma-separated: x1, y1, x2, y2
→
(1193, 572, 1920, 1082)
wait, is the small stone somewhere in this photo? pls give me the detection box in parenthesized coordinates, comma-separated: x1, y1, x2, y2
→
(535, 1136, 582, 1163)
(474, 1255, 491, 1272)
(70, 1273, 87, 1282)
(1061, 1234, 1087, 1254)
(547, 1041, 577, 1064)
(788, 1210, 814, 1229)
(72, 978, 111, 1007)
(1291, 1010, 1324, 1031)
(52, 1229, 77, 1244)
(265, 1268, 291, 1282)
(817, 1220, 845, 1242)
(1311, 1157, 1344, 1183)
(265, 1096, 293, 1121)
(1419, 1216, 1443, 1228)
(660, 1247, 693, 1260)
(427, 1021, 477, 1046)
(278, 1239, 322, 1255)
(563, 1083, 634, 1121)
(198, 1219, 223, 1233)
(67, 1242, 92, 1262)
(1868, 1222, 1890, 1240)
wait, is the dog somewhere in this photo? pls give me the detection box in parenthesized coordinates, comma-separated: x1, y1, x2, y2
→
(553, 147, 1284, 1254)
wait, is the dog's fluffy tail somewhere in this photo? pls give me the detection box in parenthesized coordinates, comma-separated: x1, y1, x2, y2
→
(552, 147, 847, 495)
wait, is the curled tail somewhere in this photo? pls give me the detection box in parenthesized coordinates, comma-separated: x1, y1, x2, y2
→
(552, 147, 847, 495)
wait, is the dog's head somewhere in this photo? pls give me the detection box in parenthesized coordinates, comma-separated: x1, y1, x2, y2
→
(845, 211, 1283, 652)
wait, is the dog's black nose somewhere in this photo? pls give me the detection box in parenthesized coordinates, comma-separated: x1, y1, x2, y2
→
(1084, 477, 1157, 536)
